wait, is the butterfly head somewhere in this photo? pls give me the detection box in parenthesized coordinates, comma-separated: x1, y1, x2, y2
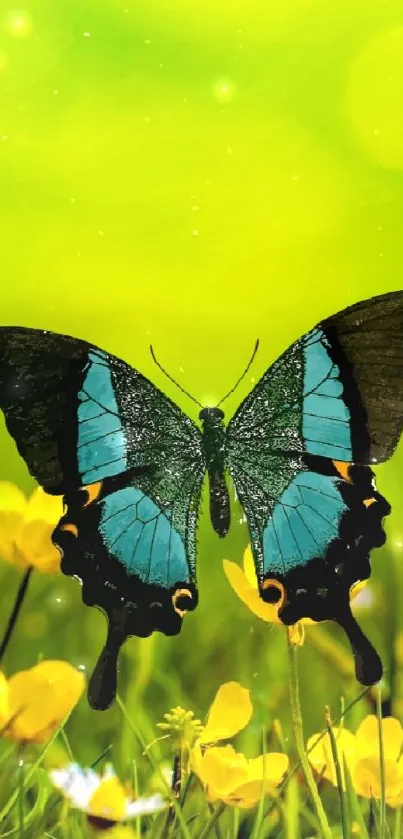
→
(199, 406, 225, 426)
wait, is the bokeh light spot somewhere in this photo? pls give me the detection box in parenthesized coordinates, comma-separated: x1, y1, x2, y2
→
(212, 78, 236, 103)
(6, 10, 32, 38)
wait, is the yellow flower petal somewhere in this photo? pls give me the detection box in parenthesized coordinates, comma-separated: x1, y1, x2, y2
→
(88, 777, 128, 822)
(0, 511, 26, 566)
(0, 482, 27, 514)
(24, 487, 64, 526)
(16, 488, 63, 573)
(0, 482, 27, 565)
(196, 745, 250, 798)
(228, 753, 289, 806)
(243, 545, 258, 588)
(353, 757, 403, 803)
(200, 682, 252, 744)
(0, 484, 63, 571)
(0, 672, 9, 724)
(223, 560, 280, 623)
(307, 728, 356, 787)
(17, 521, 61, 573)
(387, 758, 403, 808)
(246, 753, 289, 785)
(190, 742, 203, 775)
(355, 716, 403, 762)
(5, 660, 85, 743)
(227, 779, 279, 808)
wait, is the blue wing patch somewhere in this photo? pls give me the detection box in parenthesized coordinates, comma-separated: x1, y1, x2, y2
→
(262, 471, 347, 575)
(302, 329, 352, 460)
(99, 486, 189, 588)
(77, 350, 127, 483)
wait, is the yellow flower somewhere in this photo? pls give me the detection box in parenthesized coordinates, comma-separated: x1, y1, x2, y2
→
(223, 546, 312, 642)
(354, 716, 403, 807)
(307, 727, 356, 788)
(223, 547, 281, 623)
(0, 482, 63, 573)
(190, 681, 288, 808)
(50, 763, 166, 828)
(0, 660, 85, 743)
(192, 744, 288, 809)
(308, 715, 403, 808)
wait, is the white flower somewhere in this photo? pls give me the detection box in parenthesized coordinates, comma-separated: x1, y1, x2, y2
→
(50, 763, 166, 823)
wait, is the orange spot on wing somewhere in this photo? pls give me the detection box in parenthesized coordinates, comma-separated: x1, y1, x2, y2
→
(83, 481, 103, 507)
(172, 588, 193, 618)
(261, 578, 285, 611)
(60, 523, 79, 537)
(333, 460, 352, 483)
(363, 498, 376, 508)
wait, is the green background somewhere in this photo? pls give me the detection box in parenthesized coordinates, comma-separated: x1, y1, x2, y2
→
(0, 0, 403, 773)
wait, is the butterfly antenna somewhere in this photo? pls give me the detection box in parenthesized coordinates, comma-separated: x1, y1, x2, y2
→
(216, 339, 260, 408)
(150, 345, 203, 408)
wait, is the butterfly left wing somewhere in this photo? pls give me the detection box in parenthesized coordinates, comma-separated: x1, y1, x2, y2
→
(0, 327, 205, 708)
(227, 291, 403, 685)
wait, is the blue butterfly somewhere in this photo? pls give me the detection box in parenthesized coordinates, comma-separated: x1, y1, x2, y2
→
(0, 290, 401, 708)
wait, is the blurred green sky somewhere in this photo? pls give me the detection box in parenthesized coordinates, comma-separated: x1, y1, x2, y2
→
(1, 0, 403, 503)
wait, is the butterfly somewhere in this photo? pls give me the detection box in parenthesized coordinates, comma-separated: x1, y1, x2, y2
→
(0, 290, 402, 710)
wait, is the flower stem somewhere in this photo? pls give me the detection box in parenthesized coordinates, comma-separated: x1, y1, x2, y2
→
(287, 631, 332, 839)
(18, 748, 24, 839)
(0, 567, 33, 664)
(394, 806, 401, 839)
(161, 750, 182, 837)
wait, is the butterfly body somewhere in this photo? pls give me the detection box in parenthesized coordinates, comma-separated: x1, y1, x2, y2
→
(199, 407, 230, 537)
(0, 290, 403, 707)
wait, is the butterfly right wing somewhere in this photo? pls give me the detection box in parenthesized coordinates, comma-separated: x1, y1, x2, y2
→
(226, 291, 403, 684)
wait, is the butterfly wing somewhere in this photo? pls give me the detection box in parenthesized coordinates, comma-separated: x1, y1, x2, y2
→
(227, 290, 403, 684)
(0, 327, 202, 492)
(0, 327, 205, 707)
(55, 460, 204, 710)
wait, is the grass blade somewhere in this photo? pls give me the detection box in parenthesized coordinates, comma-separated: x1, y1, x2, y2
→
(325, 707, 348, 839)
(394, 807, 401, 839)
(198, 802, 226, 839)
(343, 757, 369, 839)
(287, 635, 332, 839)
(285, 774, 299, 839)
